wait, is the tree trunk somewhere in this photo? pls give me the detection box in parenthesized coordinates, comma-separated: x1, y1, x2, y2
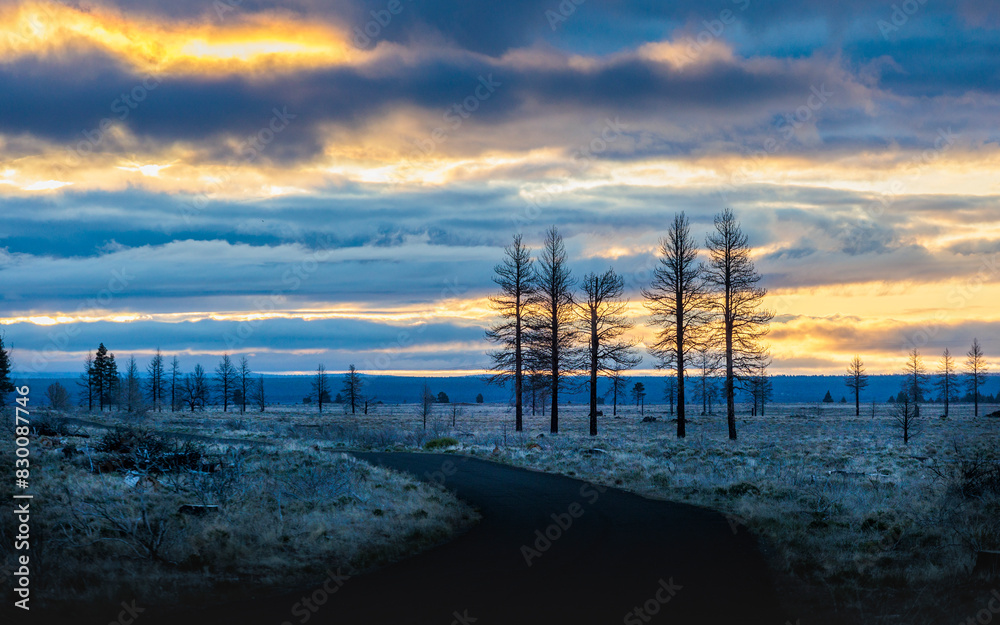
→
(726, 314, 736, 440)
(676, 294, 686, 438)
(590, 310, 598, 436)
(515, 297, 523, 432)
(551, 314, 559, 433)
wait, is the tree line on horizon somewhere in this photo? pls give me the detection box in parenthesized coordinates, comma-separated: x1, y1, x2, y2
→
(69, 344, 267, 414)
(845, 339, 993, 418)
(485, 209, 774, 440)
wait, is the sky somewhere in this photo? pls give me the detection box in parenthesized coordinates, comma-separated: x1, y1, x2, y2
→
(1, 0, 999, 378)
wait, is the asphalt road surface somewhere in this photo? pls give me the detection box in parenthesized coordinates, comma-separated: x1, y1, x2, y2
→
(36, 452, 787, 625)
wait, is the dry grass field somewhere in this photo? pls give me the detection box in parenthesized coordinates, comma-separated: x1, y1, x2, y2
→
(0, 412, 479, 616)
(5, 399, 998, 624)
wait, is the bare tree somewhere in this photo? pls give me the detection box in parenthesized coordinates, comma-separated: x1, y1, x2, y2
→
(485, 234, 536, 432)
(578, 268, 641, 436)
(704, 208, 774, 440)
(892, 394, 920, 444)
(663, 376, 677, 416)
(46, 382, 71, 410)
(312, 364, 330, 413)
(214, 354, 237, 412)
(606, 366, 630, 417)
(183, 365, 209, 412)
(342, 364, 363, 415)
(902, 348, 928, 403)
(251, 374, 266, 412)
(693, 347, 722, 415)
(78, 351, 96, 412)
(747, 360, 773, 416)
(238, 356, 252, 414)
(421, 382, 434, 430)
(844, 355, 869, 417)
(526, 370, 550, 417)
(527, 226, 580, 434)
(145, 348, 166, 412)
(643, 212, 712, 438)
(966, 338, 988, 417)
(169, 356, 181, 412)
(936, 348, 956, 418)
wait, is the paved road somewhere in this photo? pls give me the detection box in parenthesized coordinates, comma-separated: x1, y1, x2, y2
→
(61, 452, 785, 625)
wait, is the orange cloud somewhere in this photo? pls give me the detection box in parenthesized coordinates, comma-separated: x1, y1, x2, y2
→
(0, 0, 363, 76)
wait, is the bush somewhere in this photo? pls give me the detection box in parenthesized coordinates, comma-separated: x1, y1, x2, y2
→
(33, 414, 70, 436)
(96, 425, 203, 472)
(956, 453, 1000, 499)
(424, 437, 460, 450)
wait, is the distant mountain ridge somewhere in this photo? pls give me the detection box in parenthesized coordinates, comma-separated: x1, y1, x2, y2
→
(15, 373, 998, 407)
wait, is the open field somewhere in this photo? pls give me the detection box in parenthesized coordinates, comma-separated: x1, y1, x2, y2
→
(9, 399, 999, 624)
(0, 412, 479, 617)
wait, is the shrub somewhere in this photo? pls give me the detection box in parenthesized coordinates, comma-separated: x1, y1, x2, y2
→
(424, 437, 460, 450)
(96, 425, 203, 472)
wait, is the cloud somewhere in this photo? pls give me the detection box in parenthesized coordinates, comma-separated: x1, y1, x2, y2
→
(3, 0, 999, 374)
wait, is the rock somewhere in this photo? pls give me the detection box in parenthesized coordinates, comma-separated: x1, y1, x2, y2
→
(124, 472, 161, 490)
(641, 416, 658, 423)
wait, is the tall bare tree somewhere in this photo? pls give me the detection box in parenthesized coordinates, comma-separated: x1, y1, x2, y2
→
(342, 364, 363, 415)
(312, 364, 330, 413)
(903, 348, 928, 403)
(606, 364, 631, 417)
(965, 338, 988, 417)
(527, 226, 580, 434)
(578, 268, 641, 435)
(892, 394, 920, 444)
(844, 355, 869, 416)
(251, 374, 267, 412)
(747, 362, 773, 416)
(238, 356, 252, 414)
(485, 234, 536, 432)
(704, 208, 773, 440)
(643, 212, 711, 438)
(146, 348, 166, 412)
(78, 351, 96, 412)
(214, 354, 238, 412)
(693, 347, 721, 416)
(936, 348, 956, 418)
(183, 364, 209, 412)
